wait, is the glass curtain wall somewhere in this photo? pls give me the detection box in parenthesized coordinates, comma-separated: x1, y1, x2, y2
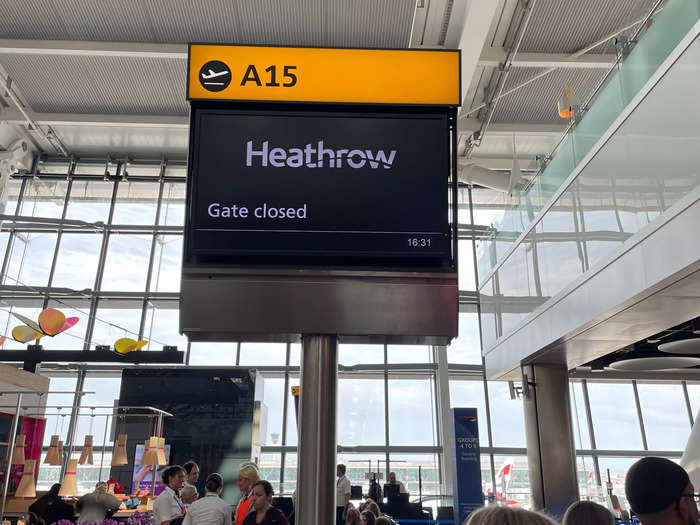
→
(0, 161, 693, 509)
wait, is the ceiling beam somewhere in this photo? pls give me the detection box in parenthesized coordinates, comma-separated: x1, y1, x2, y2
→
(0, 39, 187, 59)
(458, 119, 564, 136)
(479, 46, 615, 69)
(0, 108, 188, 128)
(454, 2, 503, 118)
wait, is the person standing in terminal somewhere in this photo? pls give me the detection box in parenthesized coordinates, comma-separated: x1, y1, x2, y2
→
(235, 463, 261, 525)
(153, 465, 187, 525)
(625, 457, 699, 525)
(242, 480, 289, 525)
(336, 464, 351, 525)
(386, 472, 407, 494)
(184, 473, 232, 525)
(183, 460, 200, 489)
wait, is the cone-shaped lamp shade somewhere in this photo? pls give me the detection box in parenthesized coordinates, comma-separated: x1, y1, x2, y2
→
(156, 437, 167, 465)
(78, 435, 94, 465)
(45, 435, 61, 465)
(557, 84, 578, 119)
(15, 460, 36, 498)
(112, 434, 128, 466)
(140, 437, 160, 466)
(57, 440, 64, 461)
(58, 460, 78, 497)
(11, 434, 26, 465)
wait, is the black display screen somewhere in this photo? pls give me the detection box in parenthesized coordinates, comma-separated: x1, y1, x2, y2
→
(185, 104, 452, 269)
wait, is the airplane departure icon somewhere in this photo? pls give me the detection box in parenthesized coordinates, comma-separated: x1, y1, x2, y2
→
(202, 69, 230, 80)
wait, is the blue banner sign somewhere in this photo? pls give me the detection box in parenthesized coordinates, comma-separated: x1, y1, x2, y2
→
(452, 408, 483, 525)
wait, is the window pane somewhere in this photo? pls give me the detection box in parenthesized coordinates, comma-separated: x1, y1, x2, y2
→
(4, 232, 58, 287)
(686, 382, 700, 421)
(150, 235, 182, 292)
(101, 234, 152, 291)
(458, 239, 476, 290)
(570, 381, 591, 449)
(4, 179, 23, 215)
(336, 452, 386, 497)
(577, 456, 600, 501)
(189, 342, 237, 365)
(260, 453, 282, 494)
(65, 180, 113, 223)
(52, 233, 102, 290)
(283, 452, 297, 495)
(637, 382, 690, 450)
(387, 345, 431, 364)
(487, 382, 526, 447)
(587, 382, 643, 450)
(160, 182, 186, 226)
(389, 452, 441, 514)
(388, 377, 435, 446)
(78, 376, 122, 445)
(493, 455, 530, 508)
(449, 379, 488, 445)
(289, 343, 300, 366)
(239, 343, 286, 366)
(471, 188, 506, 227)
(19, 179, 67, 218)
(338, 377, 385, 446)
(112, 182, 160, 225)
(91, 299, 143, 348)
(286, 376, 299, 446)
(338, 344, 383, 366)
(597, 457, 645, 512)
(0, 305, 41, 349)
(259, 376, 284, 445)
(447, 308, 482, 365)
(143, 301, 187, 350)
(43, 376, 78, 446)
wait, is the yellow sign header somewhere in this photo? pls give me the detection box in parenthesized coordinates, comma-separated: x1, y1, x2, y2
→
(188, 44, 460, 105)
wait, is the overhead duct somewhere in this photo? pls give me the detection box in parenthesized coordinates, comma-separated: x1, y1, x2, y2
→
(458, 161, 511, 192)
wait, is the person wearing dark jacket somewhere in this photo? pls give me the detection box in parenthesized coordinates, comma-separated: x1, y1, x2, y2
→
(28, 483, 75, 525)
(241, 481, 288, 525)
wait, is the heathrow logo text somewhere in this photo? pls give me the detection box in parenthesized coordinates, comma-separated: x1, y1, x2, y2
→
(245, 140, 397, 169)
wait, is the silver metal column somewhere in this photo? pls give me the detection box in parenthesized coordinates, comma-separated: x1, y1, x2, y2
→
(434, 345, 454, 498)
(296, 335, 338, 525)
(522, 364, 579, 518)
(1, 392, 22, 520)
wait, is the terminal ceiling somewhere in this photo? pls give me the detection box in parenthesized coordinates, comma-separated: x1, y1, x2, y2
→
(0, 0, 658, 167)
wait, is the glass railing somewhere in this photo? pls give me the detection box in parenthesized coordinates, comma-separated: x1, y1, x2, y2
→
(476, 0, 700, 284)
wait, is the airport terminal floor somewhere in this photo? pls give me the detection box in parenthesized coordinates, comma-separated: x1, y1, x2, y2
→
(1, 1, 700, 525)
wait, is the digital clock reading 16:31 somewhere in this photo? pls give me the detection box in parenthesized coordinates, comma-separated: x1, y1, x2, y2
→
(408, 237, 432, 248)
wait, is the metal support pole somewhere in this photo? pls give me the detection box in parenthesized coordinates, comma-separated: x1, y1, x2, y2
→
(296, 335, 338, 525)
(62, 369, 86, 477)
(98, 414, 110, 481)
(1, 392, 22, 520)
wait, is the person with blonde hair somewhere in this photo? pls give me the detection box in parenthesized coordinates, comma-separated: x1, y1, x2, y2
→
(466, 505, 558, 525)
(235, 463, 260, 525)
(180, 485, 199, 507)
(563, 500, 614, 525)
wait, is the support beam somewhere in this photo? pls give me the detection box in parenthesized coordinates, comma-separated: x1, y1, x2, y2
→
(522, 364, 579, 517)
(479, 46, 615, 69)
(458, 120, 565, 136)
(0, 39, 187, 59)
(0, 108, 188, 128)
(454, 2, 502, 118)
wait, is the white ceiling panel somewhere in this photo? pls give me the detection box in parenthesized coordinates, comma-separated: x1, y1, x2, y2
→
(0, 54, 187, 115)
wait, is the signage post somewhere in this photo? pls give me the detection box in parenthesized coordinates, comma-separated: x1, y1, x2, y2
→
(183, 43, 460, 525)
(452, 408, 483, 525)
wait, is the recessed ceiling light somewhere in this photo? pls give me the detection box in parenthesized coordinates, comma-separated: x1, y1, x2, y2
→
(609, 356, 700, 371)
(658, 339, 700, 355)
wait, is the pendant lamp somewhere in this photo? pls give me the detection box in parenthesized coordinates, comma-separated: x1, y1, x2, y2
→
(156, 437, 167, 464)
(58, 460, 79, 497)
(11, 434, 26, 465)
(15, 460, 36, 498)
(111, 434, 128, 466)
(79, 435, 94, 465)
(140, 437, 160, 466)
(557, 84, 578, 119)
(57, 440, 64, 461)
(45, 435, 61, 465)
